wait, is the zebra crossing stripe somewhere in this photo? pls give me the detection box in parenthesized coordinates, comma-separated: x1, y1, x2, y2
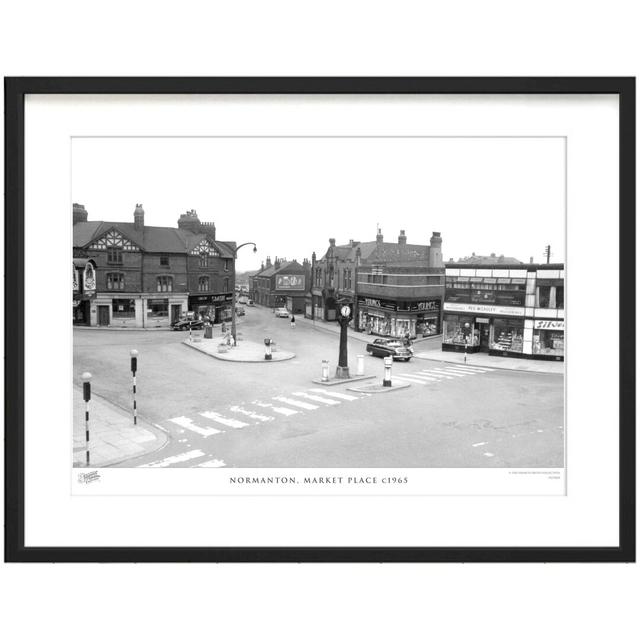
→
(449, 364, 495, 373)
(169, 416, 222, 437)
(393, 375, 428, 385)
(253, 400, 299, 416)
(200, 411, 249, 429)
(197, 459, 226, 468)
(419, 370, 456, 379)
(274, 396, 319, 410)
(292, 391, 340, 405)
(431, 368, 467, 377)
(229, 406, 274, 422)
(309, 389, 359, 401)
(417, 371, 444, 381)
(140, 449, 205, 467)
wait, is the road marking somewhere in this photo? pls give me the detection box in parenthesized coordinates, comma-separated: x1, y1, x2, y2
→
(449, 364, 495, 373)
(309, 389, 359, 401)
(418, 371, 456, 379)
(292, 391, 340, 405)
(200, 411, 249, 429)
(431, 368, 467, 377)
(140, 449, 205, 468)
(229, 406, 274, 422)
(169, 416, 222, 437)
(197, 459, 226, 468)
(417, 371, 444, 381)
(472, 441, 488, 447)
(392, 374, 428, 385)
(274, 396, 319, 410)
(253, 400, 299, 416)
(483, 452, 495, 457)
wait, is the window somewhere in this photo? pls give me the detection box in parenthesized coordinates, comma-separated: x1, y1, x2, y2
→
(112, 298, 135, 318)
(156, 276, 173, 292)
(224, 259, 230, 272)
(533, 329, 564, 356)
(106, 272, 124, 290)
(491, 318, 524, 353)
(443, 315, 477, 346)
(199, 253, 208, 268)
(315, 268, 322, 286)
(223, 278, 229, 292)
(107, 248, 123, 264)
(147, 298, 168, 318)
(343, 269, 352, 290)
(198, 276, 210, 292)
(160, 255, 169, 267)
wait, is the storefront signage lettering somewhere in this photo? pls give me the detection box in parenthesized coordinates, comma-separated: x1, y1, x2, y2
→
(443, 302, 525, 317)
(411, 300, 441, 312)
(534, 320, 564, 330)
(364, 297, 381, 307)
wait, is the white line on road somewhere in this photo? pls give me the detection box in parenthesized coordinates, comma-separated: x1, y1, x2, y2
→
(139, 449, 205, 468)
(449, 364, 495, 373)
(168, 416, 222, 437)
(197, 459, 226, 468)
(416, 371, 444, 381)
(418, 371, 456, 380)
(471, 442, 488, 447)
(309, 389, 359, 401)
(431, 368, 467, 377)
(483, 452, 495, 457)
(274, 396, 319, 410)
(200, 411, 249, 429)
(392, 374, 428, 385)
(253, 400, 299, 416)
(292, 391, 340, 405)
(229, 406, 274, 422)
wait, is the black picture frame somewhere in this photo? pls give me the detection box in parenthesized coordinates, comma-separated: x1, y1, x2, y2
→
(4, 77, 635, 563)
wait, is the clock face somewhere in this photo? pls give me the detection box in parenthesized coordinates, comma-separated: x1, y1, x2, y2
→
(341, 305, 351, 317)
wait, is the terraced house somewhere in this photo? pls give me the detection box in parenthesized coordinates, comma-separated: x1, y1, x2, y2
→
(72, 204, 236, 327)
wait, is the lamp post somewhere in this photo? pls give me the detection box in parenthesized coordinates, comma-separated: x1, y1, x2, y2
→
(463, 321, 471, 363)
(335, 300, 352, 378)
(231, 242, 257, 346)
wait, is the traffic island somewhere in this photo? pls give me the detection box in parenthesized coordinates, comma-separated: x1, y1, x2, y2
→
(183, 338, 295, 362)
(312, 374, 376, 386)
(346, 380, 411, 394)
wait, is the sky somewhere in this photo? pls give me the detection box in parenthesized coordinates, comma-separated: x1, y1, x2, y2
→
(72, 136, 565, 272)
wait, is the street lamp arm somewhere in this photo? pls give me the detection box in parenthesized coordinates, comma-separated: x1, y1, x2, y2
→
(234, 242, 257, 256)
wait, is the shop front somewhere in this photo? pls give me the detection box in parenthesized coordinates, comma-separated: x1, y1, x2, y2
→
(188, 292, 233, 323)
(73, 297, 92, 325)
(358, 297, 441, 339)
(532, 319, 564, 360)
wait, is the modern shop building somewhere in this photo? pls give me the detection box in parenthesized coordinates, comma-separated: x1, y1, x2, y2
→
(308, 229, 445, 339)
(72, 204, 237, 327)
(442, 262, 564, 361)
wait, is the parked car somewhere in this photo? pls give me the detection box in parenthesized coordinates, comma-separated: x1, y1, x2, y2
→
(365, 338, 413, 361)
(275, 307, 289, 318)
(171, 317, 204, 331)
(247, 300, 255, 306)
(235, 306, 246, 316)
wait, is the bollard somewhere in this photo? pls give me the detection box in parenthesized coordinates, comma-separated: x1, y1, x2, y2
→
(189, 325, 193, 342)
(264, 337, 272, 361)
(383, 356, 393, 387)
(130, 349, 138, 425)
(321, 359, 330, 382)
(82, 372, 92, 467)
(356, 354, 365, 376)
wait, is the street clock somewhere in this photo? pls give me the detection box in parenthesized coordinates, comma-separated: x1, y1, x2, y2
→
(340, 305, 351, 318)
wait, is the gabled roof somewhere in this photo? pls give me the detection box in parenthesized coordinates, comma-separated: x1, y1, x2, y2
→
(255, 260, 304, 278)
(319, 241, 430, 263)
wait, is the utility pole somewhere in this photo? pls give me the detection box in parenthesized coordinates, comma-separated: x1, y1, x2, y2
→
(544, 245, 552, 264)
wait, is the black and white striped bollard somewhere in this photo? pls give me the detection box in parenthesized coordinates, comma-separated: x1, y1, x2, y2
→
(130, 349, 138, 425)
(82, 372, 92, 466)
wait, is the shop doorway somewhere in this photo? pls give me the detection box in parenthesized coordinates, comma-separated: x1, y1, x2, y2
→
(98, 305, 110, 326)
(171, 304, 182, 323)
(477, 319, 490, 351)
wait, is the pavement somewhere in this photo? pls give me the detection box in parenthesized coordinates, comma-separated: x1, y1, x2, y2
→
(414, 349, 564, 374)
(73, 386, 168, 467)
(182, 336, 295, 362)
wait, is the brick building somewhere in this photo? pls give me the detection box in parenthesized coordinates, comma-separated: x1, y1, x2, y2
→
(72, 204, 236, 327)
(250, 257, 311, 313)
(309, 229, 445, 339)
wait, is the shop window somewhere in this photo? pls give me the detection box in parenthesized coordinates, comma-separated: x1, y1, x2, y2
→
(491, 318, 524, 353)
(537, 285, 551, 308)
(112, 298, 135, 318)
(198, 276, 210, 292)
(147, 298, 168, 318)
(533, 330, 564, 356)
(160, 255, 170, 267)
(106, 272, 125, 290)
(107, 248, 123, 264)
(443, 315, 477, 346)
(156, 276, 173, 292)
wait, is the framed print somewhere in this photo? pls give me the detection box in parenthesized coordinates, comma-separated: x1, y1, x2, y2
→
(4, 77, 635, 562)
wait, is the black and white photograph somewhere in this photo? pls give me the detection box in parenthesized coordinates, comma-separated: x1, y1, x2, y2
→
(71, 136, 565, 475)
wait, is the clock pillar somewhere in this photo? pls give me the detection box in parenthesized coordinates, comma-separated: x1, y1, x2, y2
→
(336, 302, 352, 378)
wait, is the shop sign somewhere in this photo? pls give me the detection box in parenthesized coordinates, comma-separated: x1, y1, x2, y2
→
(534, 320, 564, 330)
(276, 274, 305, 290)
(358, 296, 396, 311)
(443, 302, 525, 317)
(83, 262, 96, 293)
(190, 293, 233, 304)
(408, 300, 441, 312)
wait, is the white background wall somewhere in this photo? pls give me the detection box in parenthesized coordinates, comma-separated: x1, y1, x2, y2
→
(1, 2, 638, 639)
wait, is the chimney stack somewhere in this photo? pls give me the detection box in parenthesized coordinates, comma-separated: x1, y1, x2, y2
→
(530, 256, 534, 264)
(134, 203, 145, 231)
(73, 203, 88, 225)
(398, 229, 407, 245)
(266, 256, 272, 267)
(329, 238, 336, 247)
(177, 209, 201, 233)
(376, 226, 383, 243)
(428, 231, 443, 268)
